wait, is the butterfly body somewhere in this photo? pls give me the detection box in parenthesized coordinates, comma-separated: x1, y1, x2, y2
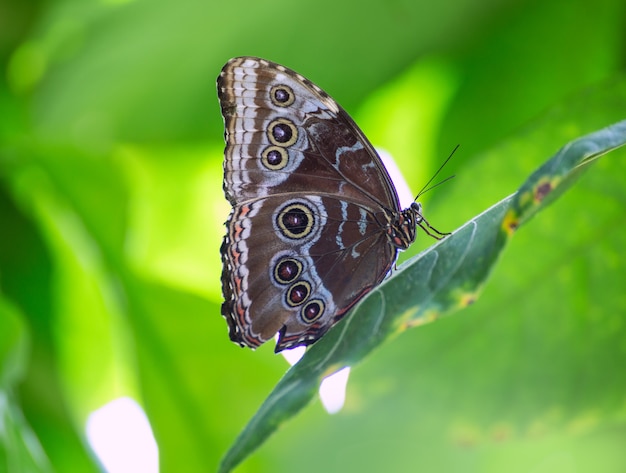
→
(218, 57, 437, 352)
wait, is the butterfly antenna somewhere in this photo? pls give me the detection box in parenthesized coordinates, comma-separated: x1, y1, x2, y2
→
(414, 144, 459, 200)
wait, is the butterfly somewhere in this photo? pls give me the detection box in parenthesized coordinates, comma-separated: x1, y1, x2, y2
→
(217, 57, 446, 353)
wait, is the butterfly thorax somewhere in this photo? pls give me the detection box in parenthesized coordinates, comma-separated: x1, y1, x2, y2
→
(385, 202, 423, 250)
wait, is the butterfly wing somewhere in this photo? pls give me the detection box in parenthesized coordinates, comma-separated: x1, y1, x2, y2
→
(221, 195, 396, 351)
(218, 57, 401, 351)
(218, 57, 401, 210)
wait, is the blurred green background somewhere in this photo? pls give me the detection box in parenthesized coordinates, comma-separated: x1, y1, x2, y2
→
(1, 0, 625, 472)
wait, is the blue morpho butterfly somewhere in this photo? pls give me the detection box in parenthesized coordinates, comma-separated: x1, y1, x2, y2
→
(218, 57, 448, 353)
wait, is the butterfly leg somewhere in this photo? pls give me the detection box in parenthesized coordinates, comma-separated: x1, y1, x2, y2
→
(417, 215, 450, 240)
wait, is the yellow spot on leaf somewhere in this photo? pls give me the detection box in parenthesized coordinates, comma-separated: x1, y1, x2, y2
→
(397, 308, 439, 331)
(501, 209, 519, 236)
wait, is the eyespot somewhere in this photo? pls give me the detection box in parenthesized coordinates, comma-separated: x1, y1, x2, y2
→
(261, 146, 288, 170)
(276, 202, 314, 239)
(301, 299, 325, 324)
(274, 257, 302, 285)
(286, 281, 311, 307)
(270, 85, 295, 107)
(267, 118, 298, 147)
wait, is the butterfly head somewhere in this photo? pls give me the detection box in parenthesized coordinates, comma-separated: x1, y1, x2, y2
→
(385, 203, 423, 250)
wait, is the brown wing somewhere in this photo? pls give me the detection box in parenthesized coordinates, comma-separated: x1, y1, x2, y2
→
(218, 56, 401, 212)
(218, 57, 400, 351)
(221, 194, 397, 351)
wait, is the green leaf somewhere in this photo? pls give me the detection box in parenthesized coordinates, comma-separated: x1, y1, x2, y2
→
(0, 296, 28, 391)
(0, 295, 52, 472)
(0, 389, 53, 473)
(0, 181, 102, 473)
(219, 120, 626, 473)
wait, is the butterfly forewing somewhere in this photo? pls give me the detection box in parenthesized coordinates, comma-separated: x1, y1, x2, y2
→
(218, 57, 400, 210)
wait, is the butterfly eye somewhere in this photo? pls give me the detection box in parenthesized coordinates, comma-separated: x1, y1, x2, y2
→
(410, 202, 424, 223)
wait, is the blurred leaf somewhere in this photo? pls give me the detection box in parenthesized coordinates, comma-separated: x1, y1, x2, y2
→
(1, 0, 626, 472)
(0, 265, 50, 472)
(0, 178, 100, 472)
(219, 121, 626, 472)
(0, 297, 28, 389)
(0, 389, 53, 473)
